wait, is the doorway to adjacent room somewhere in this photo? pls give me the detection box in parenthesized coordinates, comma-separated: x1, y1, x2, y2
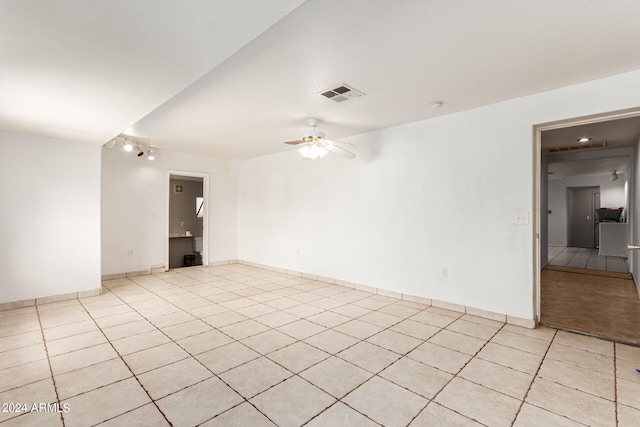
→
(167, 171, 209, 270)
(535, 110, 640, 345)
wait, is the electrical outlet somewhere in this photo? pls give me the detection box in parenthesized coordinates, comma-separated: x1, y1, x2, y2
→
(440, 267, 448, 279)
(180, 221, 185, 228)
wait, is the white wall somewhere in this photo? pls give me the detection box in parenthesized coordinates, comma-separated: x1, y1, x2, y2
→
(238, 69, 640, 320)
(548, 174, 627, 246)
(169, 178, 203, 236)
(633, 139, 640, 293)
(101, 148, 238, 276)
(0, 132, 101, 303)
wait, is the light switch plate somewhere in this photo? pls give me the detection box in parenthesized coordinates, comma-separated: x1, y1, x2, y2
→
(513, 212, 529, 225)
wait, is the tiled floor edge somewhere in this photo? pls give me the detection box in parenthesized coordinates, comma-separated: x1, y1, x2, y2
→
(0, 297, 36, 311)
(101, 269, 151, 280)
(101, 259, 241, 280)
(237, 259, 536, 328)
(208, 259, 239, 267)
(0, 287, 103, 311)
(100, 259, 242, 280)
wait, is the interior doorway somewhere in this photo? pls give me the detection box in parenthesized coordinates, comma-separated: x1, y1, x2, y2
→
(166, 171, 209, 270)
(535, 110, 640, 345)
(567, 186, 600, 248)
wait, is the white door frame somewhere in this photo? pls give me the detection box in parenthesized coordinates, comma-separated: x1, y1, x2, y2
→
(166, 170, 210, 270)
(533, 107, 640, 321)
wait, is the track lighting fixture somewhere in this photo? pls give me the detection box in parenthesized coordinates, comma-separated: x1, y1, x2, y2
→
(103, 136, 157, 161)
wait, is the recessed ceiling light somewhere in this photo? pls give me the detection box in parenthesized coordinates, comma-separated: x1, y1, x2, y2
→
(578, 137, 591, 143)
(429, 101, 444, 109)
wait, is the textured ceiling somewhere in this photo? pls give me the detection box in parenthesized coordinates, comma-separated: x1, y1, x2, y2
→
(3, 0, 640, 159)
(544, 115, 640, 179)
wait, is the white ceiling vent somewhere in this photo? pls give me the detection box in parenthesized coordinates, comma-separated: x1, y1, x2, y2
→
(545, 141, 607, 154)
(318, 84, 365, 103)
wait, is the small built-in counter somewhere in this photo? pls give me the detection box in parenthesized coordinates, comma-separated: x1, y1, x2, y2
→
(169, 233, 194, 239)
(599, 222, 628, 257)
(169, 234, 196, 268)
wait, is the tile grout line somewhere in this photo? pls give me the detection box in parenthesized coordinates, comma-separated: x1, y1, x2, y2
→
(405, 319, 507, 427)
(154, 270, 327, 426)
(508, 327, 556, 425)
(110, 270, 319, 426)
(291, 306, 493, 426)
(28, 264, 617, 426)
(34, 302, 66, 427)
(76, 292, 174, 426)
(326, 314, 464, 426)
(280, 315, 408, 426)
(501, 330, 621, 424)
(147, 274, 517, 426)
(187, 275, 426, 425)
(518, 333, 619, 424)
(22, 268, 511, 423)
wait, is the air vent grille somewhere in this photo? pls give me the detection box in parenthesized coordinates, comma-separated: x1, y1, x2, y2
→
(318, 84, 364, 103)
(545, 141, 607, 154)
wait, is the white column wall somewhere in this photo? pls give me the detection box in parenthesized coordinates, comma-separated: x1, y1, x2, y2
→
(0, 132, 101, 303)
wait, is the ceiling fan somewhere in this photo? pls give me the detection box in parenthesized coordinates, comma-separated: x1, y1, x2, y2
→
(284, 118, 356, 160)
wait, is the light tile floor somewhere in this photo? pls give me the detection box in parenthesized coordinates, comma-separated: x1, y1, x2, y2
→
(548, 246, 629, 273)
(1, 264, 639, 426)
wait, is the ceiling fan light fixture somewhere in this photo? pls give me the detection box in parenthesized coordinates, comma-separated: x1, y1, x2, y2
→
(299, 142, 328, 160)
(284, 118, 355, 160)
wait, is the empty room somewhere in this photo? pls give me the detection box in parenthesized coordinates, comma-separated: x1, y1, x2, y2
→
(1, 1, 640, 426)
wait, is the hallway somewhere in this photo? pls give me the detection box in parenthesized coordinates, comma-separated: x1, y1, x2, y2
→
(541, 265, 640, 345)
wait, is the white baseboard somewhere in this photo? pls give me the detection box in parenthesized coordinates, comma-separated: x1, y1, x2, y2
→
(237, 259, 535, 328)
(0, 288, 102, 311)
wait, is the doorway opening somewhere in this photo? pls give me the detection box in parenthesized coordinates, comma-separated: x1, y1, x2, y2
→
(167, 171, 209, 270)
(534, 109, 640, 345)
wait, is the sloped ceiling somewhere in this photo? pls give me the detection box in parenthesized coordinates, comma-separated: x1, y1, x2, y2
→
(3, 0, 640, 159)
(0, 0, 305, 144)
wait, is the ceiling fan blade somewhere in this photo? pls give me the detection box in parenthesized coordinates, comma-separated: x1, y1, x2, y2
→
(284, 139, 304, 145)
(325, 139, 355, 149)
(325, 142, 356, 159)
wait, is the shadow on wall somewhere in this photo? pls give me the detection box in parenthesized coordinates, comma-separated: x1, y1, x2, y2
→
(351, 132, 385, 163)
